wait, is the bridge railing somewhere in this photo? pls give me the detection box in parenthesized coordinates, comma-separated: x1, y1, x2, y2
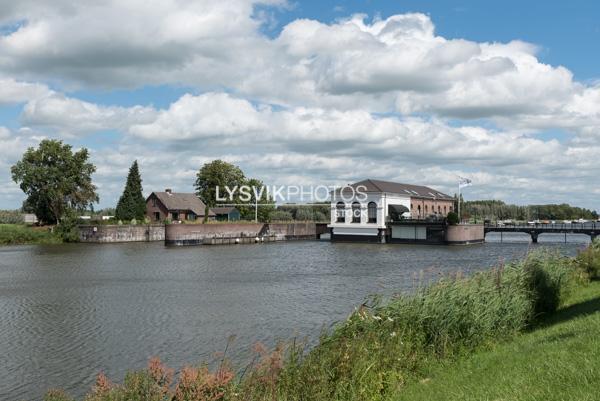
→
(484, 222, 599, 230)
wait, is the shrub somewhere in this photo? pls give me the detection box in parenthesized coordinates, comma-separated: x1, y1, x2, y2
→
(270, 210, 293, 222)
(294, 208, 314, 221)
(575, 242, 600, 280)
(447, 211, 459, 225)
(55, 210, 80, 242)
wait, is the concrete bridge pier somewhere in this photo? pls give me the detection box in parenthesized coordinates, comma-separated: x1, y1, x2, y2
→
(530, 232, 539, 243)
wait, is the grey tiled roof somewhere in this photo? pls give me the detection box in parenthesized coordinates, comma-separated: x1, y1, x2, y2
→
(151, 192, 215, 216)
(339, 179, 453, 200)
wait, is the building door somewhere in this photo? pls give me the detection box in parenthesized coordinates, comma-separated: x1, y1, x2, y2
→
(154, 212, 160, 221)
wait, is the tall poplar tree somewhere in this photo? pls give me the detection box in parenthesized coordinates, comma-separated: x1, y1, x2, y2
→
(115, 160, 146, 221)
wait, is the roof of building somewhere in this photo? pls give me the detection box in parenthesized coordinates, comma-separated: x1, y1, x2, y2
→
(210, 206, 239, 214)
(149, 192, 215, 216)
(338, 179, 453, 200)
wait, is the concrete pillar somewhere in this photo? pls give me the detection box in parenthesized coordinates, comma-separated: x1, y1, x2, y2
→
(531, 232, 539, 243)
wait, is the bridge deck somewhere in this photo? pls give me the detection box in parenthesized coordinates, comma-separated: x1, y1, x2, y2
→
(484, 223, 599, 242)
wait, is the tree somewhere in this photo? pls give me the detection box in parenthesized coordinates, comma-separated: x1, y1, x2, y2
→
(115, 160, 146, 221)
(195, 160, 246, 222)
(11, 139, 98, 225)
(237, 177, 275, 222)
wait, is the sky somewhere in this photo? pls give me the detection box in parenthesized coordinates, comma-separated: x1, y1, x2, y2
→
(0, 0, 599, 210)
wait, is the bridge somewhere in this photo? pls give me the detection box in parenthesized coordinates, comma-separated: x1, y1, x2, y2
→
(484, 222, 599, 243)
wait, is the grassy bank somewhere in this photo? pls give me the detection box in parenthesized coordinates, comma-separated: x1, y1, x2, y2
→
(0, 224, 62, 245)
(43, 241, 600, 401)
(396, 281, 600, 401)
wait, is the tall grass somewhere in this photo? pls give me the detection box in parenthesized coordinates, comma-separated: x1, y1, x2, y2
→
(44, 244, 600, 401)
(0, 224, 61, 245)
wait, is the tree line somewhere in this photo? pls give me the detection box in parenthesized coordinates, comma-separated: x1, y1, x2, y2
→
(460, 199, 598, 221)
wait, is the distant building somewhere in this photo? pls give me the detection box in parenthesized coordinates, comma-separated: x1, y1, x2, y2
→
(211, 207, 241, 222)
(146, 189, 215, 222)
(329, 179, 454, 242)
(23, 213, 38, 224)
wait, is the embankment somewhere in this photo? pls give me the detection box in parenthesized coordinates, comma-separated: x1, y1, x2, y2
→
(79, 224, 165, 243)
(165, 222, 318, 245)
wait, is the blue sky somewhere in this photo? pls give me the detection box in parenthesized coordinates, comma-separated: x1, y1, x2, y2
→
(0, 0, 599, 210)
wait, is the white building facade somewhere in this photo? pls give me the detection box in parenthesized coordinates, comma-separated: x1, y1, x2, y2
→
(328, 179, 454, 242)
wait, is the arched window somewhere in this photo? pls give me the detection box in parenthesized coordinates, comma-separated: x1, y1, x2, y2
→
(368, 202, 377, 223)
(417, 205, 421, 216)
(336, 202, 345, 223)
(425, 205, 428, 214)
(444, 205, 447, 214)
(438, 205, 441, 214)
(352, 202, 361, 223)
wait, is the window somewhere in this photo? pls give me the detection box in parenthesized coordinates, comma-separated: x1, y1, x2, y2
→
(438, 205, 441, 214)
(336, 202, 346, 223)
(154, 212, 160, 221)
(352, 202, 361, 223)
(417, 205, 421, 216)
(187, 212, 195, 221)
(172, 212, 179, 220)
(425, 205, 428, 214)
(444, 206, 447, 214)
(368, 202, 377, 223)
(152, 197, 157, 207)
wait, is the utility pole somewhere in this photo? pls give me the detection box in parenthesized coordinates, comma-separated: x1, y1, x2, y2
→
(255, 196, 258, 223)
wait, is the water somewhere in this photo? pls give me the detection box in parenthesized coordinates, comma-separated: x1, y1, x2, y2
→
(0, 235, 589, 400)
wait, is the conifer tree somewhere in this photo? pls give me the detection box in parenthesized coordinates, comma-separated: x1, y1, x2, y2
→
(115, 160, 146, 221)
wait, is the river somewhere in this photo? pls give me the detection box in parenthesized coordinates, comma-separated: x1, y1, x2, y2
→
(0, 234, 590, 400)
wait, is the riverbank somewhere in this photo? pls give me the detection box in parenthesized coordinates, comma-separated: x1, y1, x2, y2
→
(396, 280, 600, 401)
(42, 240, 600, 401)
(0, 224, 61, 245)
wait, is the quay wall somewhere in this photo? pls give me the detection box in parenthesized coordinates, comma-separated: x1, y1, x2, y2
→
(165, 222, 318, 246)
(446, 224, 485, 245)
(79, 224, 165, 243)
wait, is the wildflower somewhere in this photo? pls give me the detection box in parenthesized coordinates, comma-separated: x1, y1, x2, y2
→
(390, 331, 397, 337)
(387, 317, 394, 322)
(373, 315, 382, 321)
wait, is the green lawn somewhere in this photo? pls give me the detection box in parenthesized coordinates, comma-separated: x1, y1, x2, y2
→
(0, 224, 61, 245)
(396, 281, 600, 401)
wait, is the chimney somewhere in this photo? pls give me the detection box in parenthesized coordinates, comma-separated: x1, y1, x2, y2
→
(165, 188, 172, 194)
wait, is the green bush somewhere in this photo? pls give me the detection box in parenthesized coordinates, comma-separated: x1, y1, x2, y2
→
(294, 208, 314, 221)
(55, 210, 80, 242)
(574, 241, 600, 280)
(270, 210, 293, 222)
(447, 211, 459, 225)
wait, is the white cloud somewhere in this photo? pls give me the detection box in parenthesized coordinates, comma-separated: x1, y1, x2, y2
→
(21, 93, 156, 135)
(0, 5, 599, 209)
(0, 78, 50, 104)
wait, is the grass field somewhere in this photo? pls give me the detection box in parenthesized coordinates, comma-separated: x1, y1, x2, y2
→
(0, 224, 61, 245)
(396, 281, 600, 401)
